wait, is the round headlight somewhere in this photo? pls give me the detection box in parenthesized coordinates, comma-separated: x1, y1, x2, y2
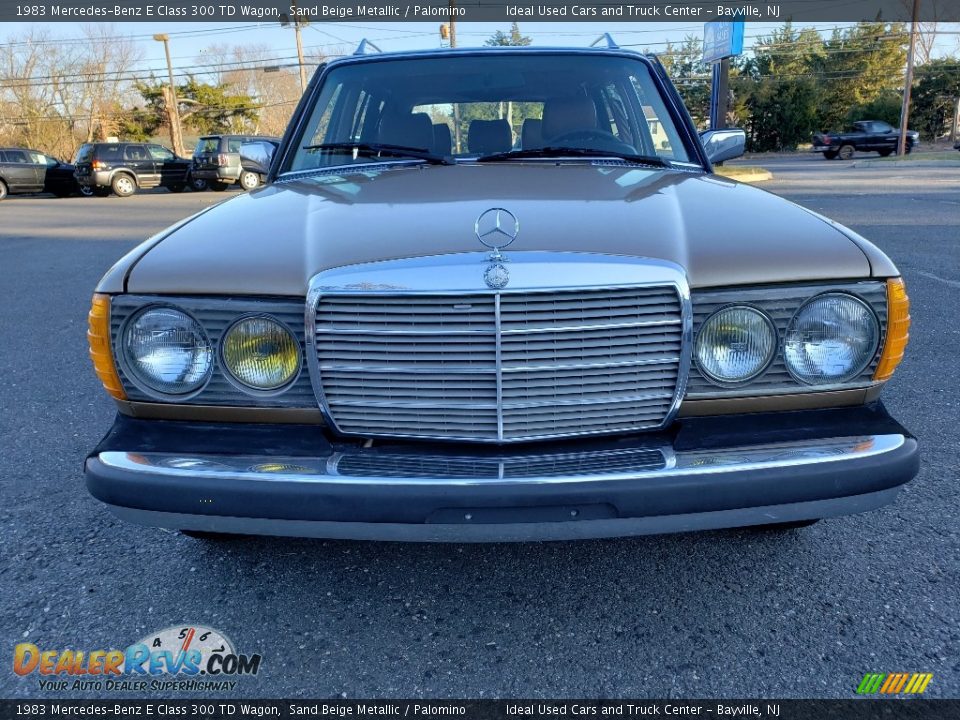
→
(221, 316, 301, 391)
(123, 307, 213, 396)
(696, 305, 777, 383)
(784, 293, 879, 384)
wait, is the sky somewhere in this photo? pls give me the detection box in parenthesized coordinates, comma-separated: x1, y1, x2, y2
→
(1, 20, 957, 80)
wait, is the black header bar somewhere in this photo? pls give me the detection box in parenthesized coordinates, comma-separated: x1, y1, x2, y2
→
(1, 0, 958, 23)
(1, 700, 957, 720)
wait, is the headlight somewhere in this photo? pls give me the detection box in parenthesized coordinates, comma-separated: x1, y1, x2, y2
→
(221, 316, 301, 391)
(784, 293, 879, 384)
(695, 305, 777, 383)
(123, 307, 213, 396)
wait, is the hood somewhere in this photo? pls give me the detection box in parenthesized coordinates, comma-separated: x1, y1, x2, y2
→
(125, 163, 873, 295)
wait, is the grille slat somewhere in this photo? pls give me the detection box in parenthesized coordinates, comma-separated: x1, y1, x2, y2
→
(314, 285, 683, 442)
(332, 448, 667, 480)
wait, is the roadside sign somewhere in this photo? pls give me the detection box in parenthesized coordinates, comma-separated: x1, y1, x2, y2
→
(703, 21, 745, 64)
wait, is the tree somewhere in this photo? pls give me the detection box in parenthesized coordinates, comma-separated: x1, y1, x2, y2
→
(198, 43, 307, 136)
(0, 25, 141, 157)
(485, 22, 531, 48)
(911, 58, 960, 138)
(657, 35, 711, 128)
(132, 77, 259, 139)
(736, 23, 826, 150)
(815, 22, 908, 130)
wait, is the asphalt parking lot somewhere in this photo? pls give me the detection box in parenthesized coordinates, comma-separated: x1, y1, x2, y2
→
(2, 157, 958, 699)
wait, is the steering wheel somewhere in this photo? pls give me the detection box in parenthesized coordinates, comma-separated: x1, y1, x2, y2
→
(547, 129, 638, 155)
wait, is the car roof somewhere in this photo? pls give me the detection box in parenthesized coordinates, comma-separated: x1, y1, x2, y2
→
(325, 44, 652, 71)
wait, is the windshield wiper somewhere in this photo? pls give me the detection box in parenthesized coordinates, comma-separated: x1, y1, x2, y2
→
(476, 146, 670, 167)
(302, 142, 453, 165)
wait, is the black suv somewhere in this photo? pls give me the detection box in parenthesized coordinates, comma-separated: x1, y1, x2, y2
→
(74, 142, 193, 197)
(192, 134, 281, 191)
(0, 147, 82, 200)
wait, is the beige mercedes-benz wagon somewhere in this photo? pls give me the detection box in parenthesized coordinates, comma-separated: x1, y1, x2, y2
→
(85, 41, 917, 541)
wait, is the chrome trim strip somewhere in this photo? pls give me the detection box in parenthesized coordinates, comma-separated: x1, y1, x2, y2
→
(96, 434, 905, 488)
(318, 357, 679, 375)
(318, 365, 498, 375)
(494, 293, 504, 442)
(316, 328, 496, 336)
(312, 318, 681, 336)
(499, 319, 683, 335)
(305, 252, 692, 444)
(326, 391, 674, 411)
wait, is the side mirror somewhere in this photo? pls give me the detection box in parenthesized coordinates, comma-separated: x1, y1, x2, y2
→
(240, 141, 277, 178)
(700, 128, 746, 165)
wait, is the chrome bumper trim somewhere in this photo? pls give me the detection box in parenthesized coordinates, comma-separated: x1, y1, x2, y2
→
(96, 433, 905, 488)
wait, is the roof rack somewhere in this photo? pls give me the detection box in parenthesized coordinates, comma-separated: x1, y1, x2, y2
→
(353, 38, 383, 56)
(589, 33, 620, 50)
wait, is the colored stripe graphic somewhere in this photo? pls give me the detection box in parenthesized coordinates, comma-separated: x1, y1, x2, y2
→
(857, 672, 932, 694)
(857, 673, 886, 694)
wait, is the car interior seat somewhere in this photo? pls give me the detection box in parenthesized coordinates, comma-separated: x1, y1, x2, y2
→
(541, 95, 598, 143)
(468, 119, 512, 155)
(521, 118, 543, 149)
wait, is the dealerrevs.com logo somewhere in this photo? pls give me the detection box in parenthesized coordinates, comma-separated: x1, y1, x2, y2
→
(13, 625, 262, 692)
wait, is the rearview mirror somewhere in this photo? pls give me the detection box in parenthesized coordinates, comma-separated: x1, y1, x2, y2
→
(239, 141, 277, 178)
(700, 128, 746, 165)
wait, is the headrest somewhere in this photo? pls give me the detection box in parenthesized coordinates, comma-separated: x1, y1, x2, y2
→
(433, 123, 452, 156)
(468, 119, 512, 155)
(378, 111, 435, 151)
(542, 95, 598, 141)
(521, 118, 543, 149)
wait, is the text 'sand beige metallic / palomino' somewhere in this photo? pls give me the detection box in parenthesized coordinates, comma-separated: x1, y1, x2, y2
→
(85, 41, 917, 541)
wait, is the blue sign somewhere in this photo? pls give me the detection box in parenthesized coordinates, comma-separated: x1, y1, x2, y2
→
(702, 21, 744, 64)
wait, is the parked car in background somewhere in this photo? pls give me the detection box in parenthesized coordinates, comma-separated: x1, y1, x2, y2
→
(0, 147, 83, 200)
(812, 120, 919, 160)
(238, 138, 281, 188)
(74, 142, 193, 197)
(191, 134, 281, 191)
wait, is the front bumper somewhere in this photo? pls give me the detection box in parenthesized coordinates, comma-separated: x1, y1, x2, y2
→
(85, 405, 918, 542)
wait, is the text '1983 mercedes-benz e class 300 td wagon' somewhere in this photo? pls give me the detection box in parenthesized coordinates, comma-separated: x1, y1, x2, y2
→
(85, 40, 918, 542)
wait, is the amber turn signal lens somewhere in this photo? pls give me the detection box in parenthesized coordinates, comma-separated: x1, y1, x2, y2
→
(88, 294, 126, 400)
(873, 278, 910, 382)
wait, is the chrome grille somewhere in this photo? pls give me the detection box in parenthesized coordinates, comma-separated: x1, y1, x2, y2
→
(313, 286, 684, 442)
(332, 447, 667, 480)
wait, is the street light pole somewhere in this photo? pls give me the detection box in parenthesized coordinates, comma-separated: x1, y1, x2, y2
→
(153, 33, 185, 157)
(897, 0, 920, 157)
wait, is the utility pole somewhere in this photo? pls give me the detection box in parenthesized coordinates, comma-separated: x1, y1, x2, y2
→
(448, 0, 461, 153)
(898, 0, 920, 157)
(950, 96, 960, 145)
(283, 1, 309, 93)
(153, 34, 185, 157)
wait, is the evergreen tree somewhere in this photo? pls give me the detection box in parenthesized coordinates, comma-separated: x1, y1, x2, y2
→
(911, 58, 960, 138)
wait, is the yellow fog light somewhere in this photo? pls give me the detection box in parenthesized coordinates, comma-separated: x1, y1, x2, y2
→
(221, 316, 301, 391)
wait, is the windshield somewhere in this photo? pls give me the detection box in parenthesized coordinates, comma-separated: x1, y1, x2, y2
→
(286, 53, 693, 173)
